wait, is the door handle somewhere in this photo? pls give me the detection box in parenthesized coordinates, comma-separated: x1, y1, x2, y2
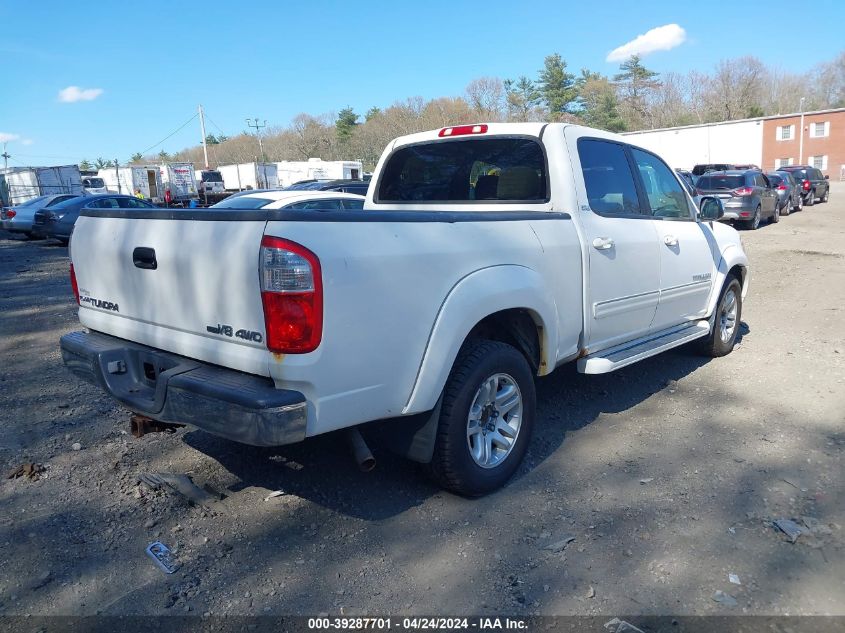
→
(592, 237, 614, 250)
(663, 235, 678, 247)
(133, 247, 157, 270)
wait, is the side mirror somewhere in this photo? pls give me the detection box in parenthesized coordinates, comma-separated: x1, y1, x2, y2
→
(824, 174, 829, 180)
(698, 196, 724, 221)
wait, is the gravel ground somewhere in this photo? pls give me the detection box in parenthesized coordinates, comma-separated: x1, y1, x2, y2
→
(1, 185, 843, 619)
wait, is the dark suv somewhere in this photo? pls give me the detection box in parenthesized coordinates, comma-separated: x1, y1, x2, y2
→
(692, 163, 735, 177)
(695, 170, 779, 230)
(777, 166, 830, 206)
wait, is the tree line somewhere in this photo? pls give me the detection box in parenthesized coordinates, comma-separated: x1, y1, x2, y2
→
(100, 51, 844, 171)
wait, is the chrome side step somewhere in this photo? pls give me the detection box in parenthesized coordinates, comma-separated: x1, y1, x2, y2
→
(577, 321, 710, 374)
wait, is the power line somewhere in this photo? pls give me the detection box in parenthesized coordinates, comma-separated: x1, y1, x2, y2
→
(206, 114, 228, 137)
(138, 113, 199, 156)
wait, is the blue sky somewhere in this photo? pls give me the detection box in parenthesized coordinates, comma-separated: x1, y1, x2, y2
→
(1, 0, 842, 165)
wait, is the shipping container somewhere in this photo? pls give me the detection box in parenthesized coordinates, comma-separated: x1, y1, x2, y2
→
(0, 165, 83, 206)
(218, 163, 278, 191)
(276, 158, 363, 188)
(98, 166, 164, 203)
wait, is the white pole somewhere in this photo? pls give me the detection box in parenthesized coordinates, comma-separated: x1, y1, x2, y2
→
(798, 97, 805, 165)
(199, 104, 210, 169)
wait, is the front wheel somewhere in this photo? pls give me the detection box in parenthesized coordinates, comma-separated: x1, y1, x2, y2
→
(426, 339, 536, 496)
(781, 200, 790, 216)
(698, 277, 742, 358)
(821, 188, 829, 203)
(793, 194, 803, 212)
(805, 191, 815, 206)
(770, 202, 780, 223)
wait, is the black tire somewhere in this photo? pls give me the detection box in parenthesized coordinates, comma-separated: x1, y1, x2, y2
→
(821, 188, 829, 203)
(698, 276, 742, 358)
(781, 200, 790, 216)
(792, 194, 802, 213)
(805, 191, 815, 206)
(770, 203, 780, 223)
(744, 206, 761, 230)
(426, 339, 536, 497)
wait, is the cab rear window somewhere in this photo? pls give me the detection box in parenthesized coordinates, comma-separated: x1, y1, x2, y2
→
(376, 138, 547, 203)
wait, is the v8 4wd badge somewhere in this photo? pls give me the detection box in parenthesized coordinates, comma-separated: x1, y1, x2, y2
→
(206, 323, 263, 343)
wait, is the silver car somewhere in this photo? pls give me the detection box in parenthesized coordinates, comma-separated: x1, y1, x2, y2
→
(766, 171, 803, 216)
(1, 194, 81, 237)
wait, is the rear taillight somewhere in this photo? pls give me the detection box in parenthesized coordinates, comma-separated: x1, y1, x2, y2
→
(802, 179, 811, 191)
(5, 209, 16, 219)
(777, 184, 788, 190)
(439, 124, 488, 137)
(260, 236, 322, 354)
(733, 186, 754, 196)
(69, 263, 80, 305)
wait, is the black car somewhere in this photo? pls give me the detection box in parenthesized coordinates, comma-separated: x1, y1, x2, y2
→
(777, 165, 830, 206)
(31, 194, 156, 243)
(692, 163, 735, 177)
(285, 179, 370, 195)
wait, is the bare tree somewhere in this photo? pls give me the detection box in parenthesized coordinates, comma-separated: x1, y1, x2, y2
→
(465, 77, 506, 121)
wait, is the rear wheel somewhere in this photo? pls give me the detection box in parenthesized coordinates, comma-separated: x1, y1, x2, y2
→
(744, 206, 761, 230)
(698, 276, 742, 358)
(426, 339, 536, 497)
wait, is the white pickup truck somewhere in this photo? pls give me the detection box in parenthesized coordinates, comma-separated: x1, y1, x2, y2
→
(61, 123, 749, 496)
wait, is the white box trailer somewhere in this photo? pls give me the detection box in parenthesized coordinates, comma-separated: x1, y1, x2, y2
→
(219, 163, 278, 191)
(98, 166, 164, 203)
(276, 158, 363, 188)
(0, 165, 83, 206)
(159, 162, 199, 203)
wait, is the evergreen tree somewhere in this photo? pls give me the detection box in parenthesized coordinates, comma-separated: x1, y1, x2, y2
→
(79, 159, 91, 171)
(537, 53, 577, 117)
(336, 107, 359, 141)
(613, 55, 661, 129)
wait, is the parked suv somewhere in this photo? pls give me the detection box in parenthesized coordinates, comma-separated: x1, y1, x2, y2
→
(695, 170, 779, 230)
(777, 166, 830, 206)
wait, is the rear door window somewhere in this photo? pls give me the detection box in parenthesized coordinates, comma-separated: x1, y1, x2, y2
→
(577, 139, 643, 216)
(377, 137, 547, 203)
(341, 198, 365, 210)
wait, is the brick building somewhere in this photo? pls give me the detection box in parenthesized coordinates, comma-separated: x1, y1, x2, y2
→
(762, 108, 845, 178)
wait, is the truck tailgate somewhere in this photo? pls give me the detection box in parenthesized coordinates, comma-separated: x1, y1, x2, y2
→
(71, 214, 270, 376)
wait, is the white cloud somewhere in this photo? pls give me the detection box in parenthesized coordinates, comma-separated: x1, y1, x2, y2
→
(22, 139, 33, 146)
(0, 132, 21, 143)
(58, 85, 104, 103)
(606, 24, 687, 63)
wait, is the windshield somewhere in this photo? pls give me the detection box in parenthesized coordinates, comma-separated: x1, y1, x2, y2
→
(201, 171, 223, 183)
(377, 137, 547, 202)
(696, 175, 745, 190)
(209, 196, 274, 209)
(84, 178, 105, 188)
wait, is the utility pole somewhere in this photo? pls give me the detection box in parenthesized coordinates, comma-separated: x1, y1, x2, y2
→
(798, 97, 806, 165)
(198, 104, 210, 169)
(245, 117, 267, 163)
(1, 143, 9, 171)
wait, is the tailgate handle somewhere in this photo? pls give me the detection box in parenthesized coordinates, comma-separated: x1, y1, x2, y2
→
(133, 247, 157, 270)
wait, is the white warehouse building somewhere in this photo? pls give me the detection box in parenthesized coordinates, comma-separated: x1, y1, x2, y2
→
(622, 118, 765, 170)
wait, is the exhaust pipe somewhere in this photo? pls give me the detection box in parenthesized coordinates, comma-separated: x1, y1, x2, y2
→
(347, 428, 376, 472)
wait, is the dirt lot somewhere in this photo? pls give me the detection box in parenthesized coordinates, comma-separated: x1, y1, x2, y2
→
(1, 185, 843, 620)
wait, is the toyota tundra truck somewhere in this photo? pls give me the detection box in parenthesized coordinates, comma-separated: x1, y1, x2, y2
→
(60, 123, 749, 496)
